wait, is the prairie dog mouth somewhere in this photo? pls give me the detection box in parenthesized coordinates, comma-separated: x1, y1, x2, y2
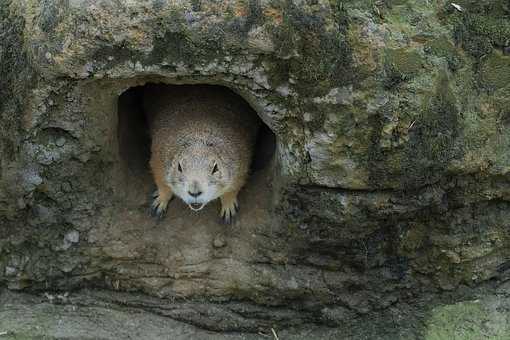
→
(189, 203, 205, 211)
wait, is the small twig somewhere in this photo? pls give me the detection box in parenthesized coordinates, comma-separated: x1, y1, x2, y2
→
(257, 332, 271, 337)
(271, 328, 280, 340)
(408, 120, 416, 130)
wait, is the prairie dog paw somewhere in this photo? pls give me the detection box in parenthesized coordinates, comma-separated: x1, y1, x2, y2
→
(150, 190, 173, 219)
(220, 195, 239, 224)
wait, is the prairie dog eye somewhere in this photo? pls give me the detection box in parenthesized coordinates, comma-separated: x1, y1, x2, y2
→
(212, 163, 219, 174)
(178, 163, 183, 172)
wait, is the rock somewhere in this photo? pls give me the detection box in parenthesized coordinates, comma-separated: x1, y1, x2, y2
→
(4, 266, 17, 277)
(320, 306, 355, 326)
(62, 230, 80, 250)
(213, 235, 226, 248)
(424, 297, 510, 339)
(20, 168, 43, 192)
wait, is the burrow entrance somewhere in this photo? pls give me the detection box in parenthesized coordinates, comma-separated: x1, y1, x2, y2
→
(117, 83, 276, 223)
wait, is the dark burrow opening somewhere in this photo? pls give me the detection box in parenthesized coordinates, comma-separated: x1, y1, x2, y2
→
(117, 83, 276, 215)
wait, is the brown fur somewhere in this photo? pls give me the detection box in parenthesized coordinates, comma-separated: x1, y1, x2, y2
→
(144, 84, 259, 222)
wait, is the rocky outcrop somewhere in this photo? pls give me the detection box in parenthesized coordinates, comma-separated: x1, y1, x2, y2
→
(1, 0, 509, 337)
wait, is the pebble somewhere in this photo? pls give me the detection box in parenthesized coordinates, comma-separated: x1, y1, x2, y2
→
(65, 230, 80, 244)
(213, 235, 226, 248)
(5, 266, 17, 276)
(62, 230, 80, 250)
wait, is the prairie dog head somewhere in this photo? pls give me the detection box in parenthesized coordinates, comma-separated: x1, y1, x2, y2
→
(166, 146, 231, 211)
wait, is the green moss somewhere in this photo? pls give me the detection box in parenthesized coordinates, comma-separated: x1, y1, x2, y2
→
(425, 300, 510, 340)
(383, 48, 424, 88)
(465, 15, 510, 46)
(368, 74, 460, 188)
(328, 0, 350, 29)
(0, 0, 9, 18)
(264, 58, 290, 89)
(38, 0, 68, 33)
(450, 1, 510, 58)
(480, 52, 510, 91)
(0, 0, 32, 219)
(245, 0, 262, 32)
(425, 36, 463, 71)
(383, 0, 410, 7)
(399, 224, 427, 254)
(270, 2, 353, 96)
(413, 74, 459, 160)
(92, 44, 144, 67)
(146, 10, 229, 65)
(149, 31, 197, 64)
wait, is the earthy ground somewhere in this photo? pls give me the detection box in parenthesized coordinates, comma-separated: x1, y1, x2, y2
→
(1, 285, 509, 339)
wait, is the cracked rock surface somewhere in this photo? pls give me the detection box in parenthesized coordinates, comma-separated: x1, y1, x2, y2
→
(1, 0, 510, 338)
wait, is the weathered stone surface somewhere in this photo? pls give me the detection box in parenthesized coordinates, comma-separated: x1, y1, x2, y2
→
(425, 294, 510, 340)
(1, 0, 510, 337)
(2, 285, 509, 339)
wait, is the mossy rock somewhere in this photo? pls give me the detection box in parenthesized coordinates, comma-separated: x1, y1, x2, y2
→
(425, 299, 510, 340)
(480, 51, 510, 91)
(425, 36, 463, 71)
(451, 1, 510, 58)
(384, 48, 424, 88)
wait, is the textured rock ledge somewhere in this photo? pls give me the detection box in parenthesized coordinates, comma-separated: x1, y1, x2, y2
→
(1, 285, 509, 339)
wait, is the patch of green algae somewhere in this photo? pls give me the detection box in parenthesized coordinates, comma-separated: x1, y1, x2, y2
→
(425, 300, 509, 340)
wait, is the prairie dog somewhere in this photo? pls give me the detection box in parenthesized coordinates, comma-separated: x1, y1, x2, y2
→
(144, 84, 259, 223)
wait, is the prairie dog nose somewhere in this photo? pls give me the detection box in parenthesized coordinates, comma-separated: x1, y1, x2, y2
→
(188, 191, 202, 197)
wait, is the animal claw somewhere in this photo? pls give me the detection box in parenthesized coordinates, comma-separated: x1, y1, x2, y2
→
(221, 202, 238, 224)
(150, 205, 166, 219)
(220, 193, 239, 225)
(150, 192, 172, 219)
(222, 213, 233, 225)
